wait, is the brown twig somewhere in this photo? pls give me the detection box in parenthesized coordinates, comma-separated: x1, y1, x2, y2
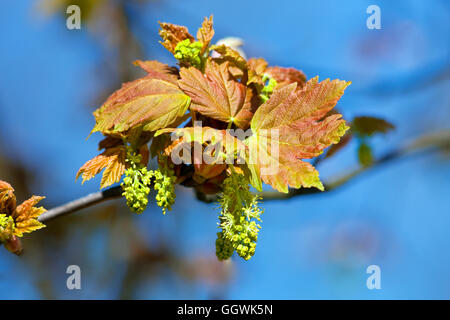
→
(38, 186, 122, 222)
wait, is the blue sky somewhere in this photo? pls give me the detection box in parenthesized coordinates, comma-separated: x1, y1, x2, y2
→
(0, 0, 449, 299)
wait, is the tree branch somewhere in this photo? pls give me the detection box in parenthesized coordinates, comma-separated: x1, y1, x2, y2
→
(38, 186, 122, 223)
(39, 131, 450, 221)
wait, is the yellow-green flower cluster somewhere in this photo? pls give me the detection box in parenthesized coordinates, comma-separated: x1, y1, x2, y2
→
(0, 214, 15, 242)
(215, 231, 234, 261)
(153, 162, 176, 215)
(216, 172, 263, 261)
(259, 74, 277, 103)
(121, 148, 177, 215)
(174, 39, 204, 69)
(121, 148, 153, 214)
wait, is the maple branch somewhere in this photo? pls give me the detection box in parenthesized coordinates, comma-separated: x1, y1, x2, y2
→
(38, 186, 122, 223)
(39, 131, 450, 221)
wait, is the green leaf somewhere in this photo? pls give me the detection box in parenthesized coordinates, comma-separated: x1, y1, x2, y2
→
(358, 142, 374, 167)
(352, 116, 395, 137)
(173, 39, 204, 69)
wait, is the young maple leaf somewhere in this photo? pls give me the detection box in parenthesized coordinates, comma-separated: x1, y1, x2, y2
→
(265, 66, 307, 89)
(92, 78, 190, 135)
(210, 44, 248, 78)
(178, 60, 254, 129)
(325, 133, 352, 159)
(133, 60, 179, 84)
(159, 22, 195, 53)
(76, 146, 127, 189)
(0, 180, 16, 215)
(12, 196, 46, 237)
(246, 77, 351, 192)
(247, 58, 268, 88)
(197, 15, 214, 54)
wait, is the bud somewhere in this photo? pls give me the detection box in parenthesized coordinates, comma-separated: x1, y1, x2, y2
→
(3, 235, 23, 256)
(0, 180, 17, 215)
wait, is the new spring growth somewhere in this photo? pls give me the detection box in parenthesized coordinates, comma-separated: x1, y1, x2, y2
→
(121, 147, 177, 214)
(78, 16, 351, 261)
(153, 158, 176, 215)
(0, 214, 14, 242)
(259, 73, 277, 103)
(121, 147, 153, 214)
(174, 39, 204, 69)
(216, 171, 263, 261)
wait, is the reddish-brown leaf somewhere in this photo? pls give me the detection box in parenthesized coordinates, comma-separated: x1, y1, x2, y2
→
(178, 61, 253, 129)
(133, 60, 179, 84)
(0, 180, 16, 215)
(210, 44, 247, 78)
(98, 136, 122, 151)
(266, 66, 307, 88)
(246, 77, 351, 192)
(197, 15, 214, 54)
(92, 78, 190, 134)
(247, 58, 268, 88)
(159, 22, 195, 53)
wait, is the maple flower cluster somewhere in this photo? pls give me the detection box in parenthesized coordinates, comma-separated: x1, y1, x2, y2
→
(0, 214, 15, 242)
(121, 146, 176, 214)
(77, 15, 350, 261)
(259, 74, 278, 102)
(216, 172, 262, 260)
(122, 147, 153, 214)
(153, 162, 176, 215)
(174, 39, 204, 69)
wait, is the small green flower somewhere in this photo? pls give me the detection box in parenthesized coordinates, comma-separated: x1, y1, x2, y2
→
(259, 74, 277, 102)
(0, 214, 15, 243)
(174, 39, 204, 69)
(215, 231, 234, 261)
